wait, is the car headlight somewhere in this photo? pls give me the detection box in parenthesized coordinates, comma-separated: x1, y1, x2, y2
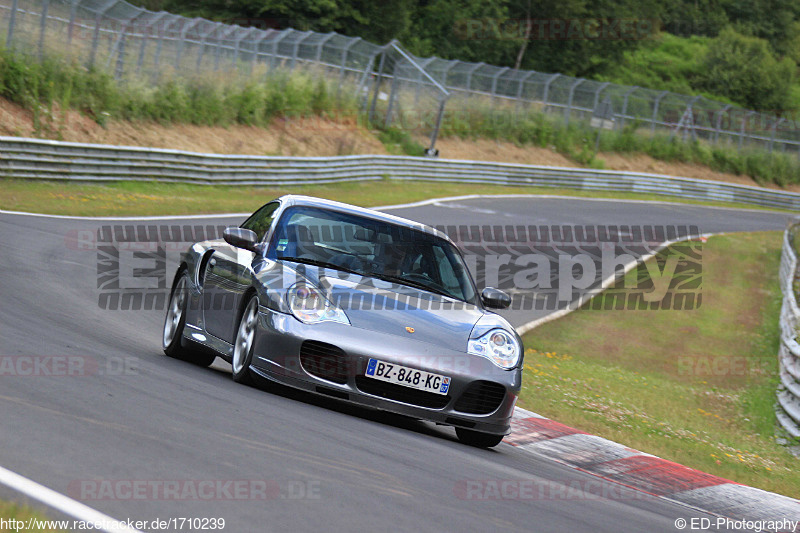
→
(467, 328, 520, 369)
(286, 282, 350, 325)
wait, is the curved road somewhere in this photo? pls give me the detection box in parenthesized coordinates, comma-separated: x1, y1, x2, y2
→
(0, 197, 790, 532)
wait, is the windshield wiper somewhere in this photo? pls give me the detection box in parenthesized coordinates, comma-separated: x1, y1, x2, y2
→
(278, 256, 363, 277)
(366, 272, 459, 301)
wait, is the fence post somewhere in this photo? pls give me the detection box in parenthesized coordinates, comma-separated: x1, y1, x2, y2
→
(87, 0, 120, 69)
(6, 0, 18, 49)
(618, 86, 638, 130)
(113, 23, 128, 80)
(414, 57, 436, 107)
(368, 47, 388, 124)
(739, 111, 755, 150)
(514, 70, 536, 112)
(490, 67, 510, 107)
(428, 96, 448, 155)
(384, 58, 401, 128)
(336, 37, 361, 98)
(713, 104, 731, 144)
(464, 62, 484, 97)
(650, 91, 668, 134)
(136, 13, 165, 77)
(153, 16, 178, 82)
(316, 32, 336, 63)
(592, 82, 610, 112)
(770, 118, 785, 153)
(38, 0, 50, 59)
(565, 78, 585, 126)
(290, 31, 314, 71)
(268, 29, 293, 72)
(542, 73, 560, 112)
(67, 0, 79, 51)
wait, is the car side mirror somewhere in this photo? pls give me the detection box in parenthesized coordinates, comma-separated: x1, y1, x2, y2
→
(223, 227, 259, 252)
(481, 287, 511, 309)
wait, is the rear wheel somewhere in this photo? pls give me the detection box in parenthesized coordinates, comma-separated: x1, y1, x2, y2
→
(232, 294, 258, 385)
(455, 427, 504, 448)
(162, 272, 216, 367)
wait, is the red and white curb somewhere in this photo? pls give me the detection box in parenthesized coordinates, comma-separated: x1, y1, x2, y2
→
(508, 408, 800, 531)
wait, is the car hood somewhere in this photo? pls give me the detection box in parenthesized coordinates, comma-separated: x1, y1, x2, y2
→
(269, 261, 485, 350)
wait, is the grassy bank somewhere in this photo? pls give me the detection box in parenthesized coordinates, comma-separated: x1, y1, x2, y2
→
(518, 232, 798, 498)
(2, 46, 800, 188)
(0, 178, 788, 217)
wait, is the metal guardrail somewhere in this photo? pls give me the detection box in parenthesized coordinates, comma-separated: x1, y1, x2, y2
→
(1, 137, 799, 211)
(777, 220, 800, 440)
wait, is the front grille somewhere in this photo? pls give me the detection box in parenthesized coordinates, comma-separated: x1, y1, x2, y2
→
(299, 341, 349, 384)
(355, 376, 450, 409)
(453, 381, 506, 414)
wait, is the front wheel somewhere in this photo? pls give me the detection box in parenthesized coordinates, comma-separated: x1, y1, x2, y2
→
(455, 428, 504, 448)
(232, 294, 259, 385)
(162, 272, 216, 367)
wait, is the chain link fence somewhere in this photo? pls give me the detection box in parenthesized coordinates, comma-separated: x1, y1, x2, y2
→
(1, 0, 799, 157)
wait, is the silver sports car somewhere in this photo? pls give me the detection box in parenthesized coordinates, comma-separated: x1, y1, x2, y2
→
(162, 195, 523, 447)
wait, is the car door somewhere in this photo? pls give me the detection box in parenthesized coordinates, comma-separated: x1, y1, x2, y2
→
(202, 202, 279, 343)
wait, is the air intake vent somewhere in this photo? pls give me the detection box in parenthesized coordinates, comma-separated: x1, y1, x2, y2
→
(355, 376, 450, 409)
(453, 381, 506, 415)
(299, 341, 348, 384)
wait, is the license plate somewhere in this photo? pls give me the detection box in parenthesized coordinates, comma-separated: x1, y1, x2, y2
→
(365, 358, 451, 395)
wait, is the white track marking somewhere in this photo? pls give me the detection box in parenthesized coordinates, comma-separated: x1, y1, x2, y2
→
(0, 465, 143, 532)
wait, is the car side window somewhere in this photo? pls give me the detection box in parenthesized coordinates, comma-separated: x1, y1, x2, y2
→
(241, 202, 279, 242)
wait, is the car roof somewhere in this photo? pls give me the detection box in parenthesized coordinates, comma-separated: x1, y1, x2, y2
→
(276, 195, 453, 243)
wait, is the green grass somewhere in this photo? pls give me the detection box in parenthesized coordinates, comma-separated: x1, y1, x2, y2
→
(519, 232, 799, 498)
(435, 101, 800, 187)
(0, 500, 65, 531)
(0, 178, 791, 217)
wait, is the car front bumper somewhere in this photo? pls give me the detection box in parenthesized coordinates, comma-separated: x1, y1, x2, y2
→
(250, 306, 522, 435)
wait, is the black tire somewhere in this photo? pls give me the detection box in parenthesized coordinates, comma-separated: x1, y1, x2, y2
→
(162, 272, 216, 367)
(455, 427, 504, 448)
(231, 294, 258, 385)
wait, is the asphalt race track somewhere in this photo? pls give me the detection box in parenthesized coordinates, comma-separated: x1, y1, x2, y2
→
(0, 196, 790, 532)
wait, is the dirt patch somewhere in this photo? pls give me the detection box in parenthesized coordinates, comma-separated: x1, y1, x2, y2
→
(0, 98, 386, 157)
(432, 137, 577, 167)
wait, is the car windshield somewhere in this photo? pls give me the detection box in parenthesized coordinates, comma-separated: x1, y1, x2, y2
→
(267, 206, 477, 304)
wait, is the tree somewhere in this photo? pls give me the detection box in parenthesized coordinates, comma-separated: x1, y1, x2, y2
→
(697, 27, 796, 112)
